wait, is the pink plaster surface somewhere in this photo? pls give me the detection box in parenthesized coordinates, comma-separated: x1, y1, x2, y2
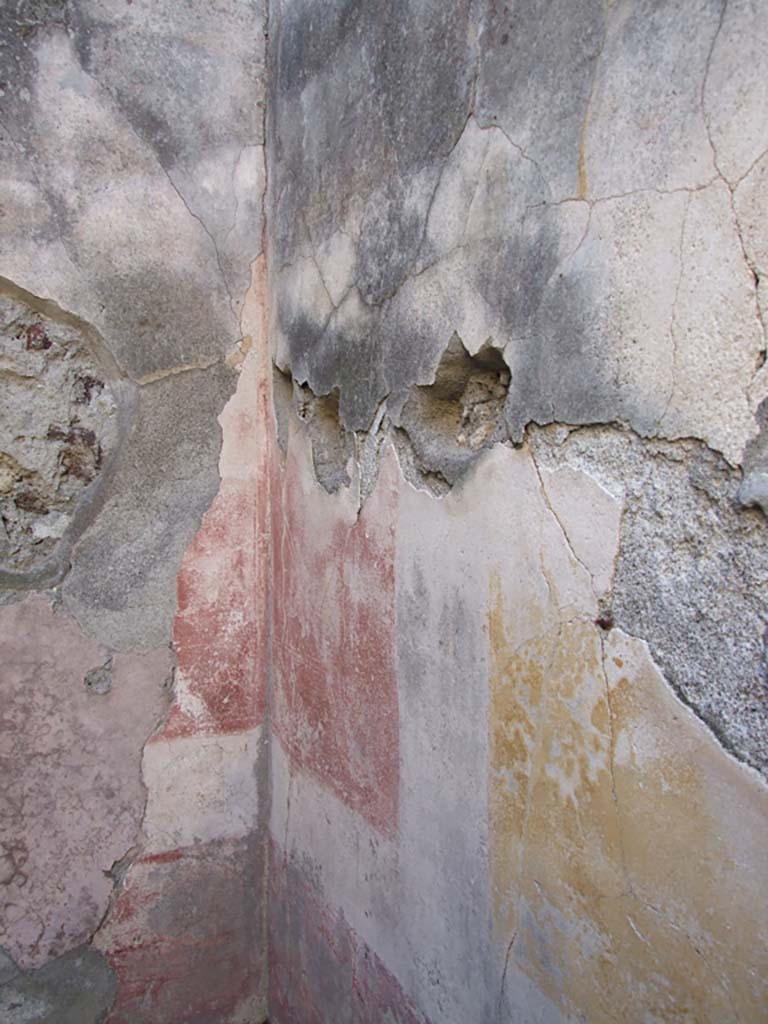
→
(0, 594, 171, 969)
(167, 481, 266, 739)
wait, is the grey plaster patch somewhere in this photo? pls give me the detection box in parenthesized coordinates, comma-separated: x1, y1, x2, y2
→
(268, 0, 477, 423)
(475, 0, 605, 199)
(529, 423, 768, 776)
(83, 657, 112, 696)
(68, 0, 266, 308)
(269, 0, 765, 464)
(61, 363, 235, 651)
(0, 948, 20, 986)
(739, 398, 768, 515)
(581, 0, 719, 198)
(0, 20, 239, 381)
(0, 945, 116, 1024)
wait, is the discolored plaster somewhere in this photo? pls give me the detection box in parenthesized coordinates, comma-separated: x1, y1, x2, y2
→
(3, 1, 768, 1022)
(0, 944, 116, 1024)
(0, 595, 172, 970)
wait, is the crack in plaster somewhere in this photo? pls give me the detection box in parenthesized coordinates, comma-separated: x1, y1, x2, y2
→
(529, 451, 599, 604)
(66, 37, 241, 325)
(163, 170, 239, 319)
(496, 928, 518, 1022)
(657, 192, 692, 432)
(700, 0, 767, 391)
(135, 359, 223, 386)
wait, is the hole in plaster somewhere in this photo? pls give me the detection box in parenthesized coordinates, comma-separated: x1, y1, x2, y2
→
(392, 332, 510, 494)
(0, 284, 122, 584)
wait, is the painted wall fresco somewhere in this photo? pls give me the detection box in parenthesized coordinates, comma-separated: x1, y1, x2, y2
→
(271, 436, 400, 836)
(268, 434, 768, 1024)
(95, 260, 272, 1023)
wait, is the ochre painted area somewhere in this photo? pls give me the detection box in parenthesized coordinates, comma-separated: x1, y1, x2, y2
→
(489, 577, 768, 1022)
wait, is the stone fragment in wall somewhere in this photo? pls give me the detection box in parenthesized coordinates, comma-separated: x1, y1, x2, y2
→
(392, 333, 510, 494)
(0, 291, 118, 583)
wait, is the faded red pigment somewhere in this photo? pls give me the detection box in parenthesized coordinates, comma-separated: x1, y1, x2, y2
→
(269, 841, 430, 1024)
(162, 481, 267, 740)
(271, 450, 401, 837)
(102, 839, 264, 1024)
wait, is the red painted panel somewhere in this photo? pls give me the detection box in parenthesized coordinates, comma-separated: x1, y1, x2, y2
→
(161, 336, 273, 742)
(101, 838, 265, 1024)
(163, 480, 266, 740)
(271, 448, 400, 836)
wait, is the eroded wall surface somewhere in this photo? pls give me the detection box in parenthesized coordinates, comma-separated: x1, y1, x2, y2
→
(3, 0, 768, 1021)
(0, 2, 268, 1021)
(267, 0, 768, 1021)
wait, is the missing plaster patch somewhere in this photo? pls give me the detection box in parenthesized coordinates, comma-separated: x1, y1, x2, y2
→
(529, 423, 768, 777)
(272, 366, 355, 494)
(0, 288, 121, 584)
(294, 383, 354, 493)
(392, 333, 510, 494)
(84, 657, 113, 696)
(275, 333, 511, 498)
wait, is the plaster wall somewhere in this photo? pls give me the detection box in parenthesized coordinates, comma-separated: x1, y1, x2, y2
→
(265, 0, 768, 1021)
(1, 2, 269, 1020)
(1, 1, 767, 1022)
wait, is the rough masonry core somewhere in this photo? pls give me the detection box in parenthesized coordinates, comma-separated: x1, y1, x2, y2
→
(1, 1, 767, 1022)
